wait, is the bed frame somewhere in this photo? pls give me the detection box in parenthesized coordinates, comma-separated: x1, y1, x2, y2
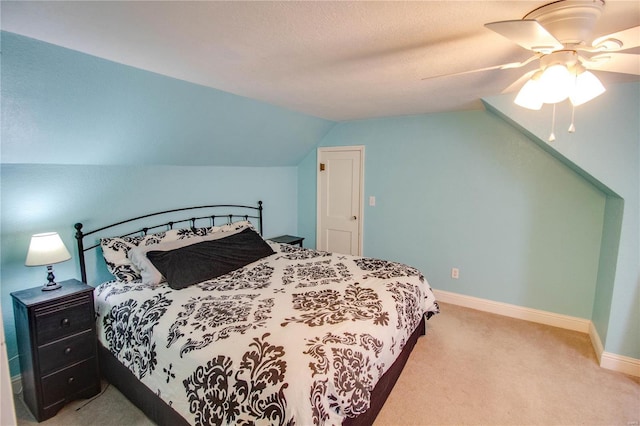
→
(74, 202, 264, 284)
(74, 200, 425, 426)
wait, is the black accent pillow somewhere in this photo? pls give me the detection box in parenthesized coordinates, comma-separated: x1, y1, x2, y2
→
(147, 228, 275, 290)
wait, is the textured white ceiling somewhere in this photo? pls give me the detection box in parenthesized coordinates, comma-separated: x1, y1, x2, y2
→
(2, 0, 638, 121)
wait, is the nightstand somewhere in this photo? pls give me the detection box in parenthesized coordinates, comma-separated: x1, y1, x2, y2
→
(11, 279, 100, 421)
(270, 235, 305, 247)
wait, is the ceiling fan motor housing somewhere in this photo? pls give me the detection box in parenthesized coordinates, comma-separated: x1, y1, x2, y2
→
(527, 0, 604, 46)
(540, 50, 579, 71)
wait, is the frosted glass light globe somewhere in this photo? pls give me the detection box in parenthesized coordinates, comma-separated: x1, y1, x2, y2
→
(539, 64, 573, 104)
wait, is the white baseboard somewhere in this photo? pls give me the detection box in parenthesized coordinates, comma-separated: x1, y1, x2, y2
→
(433, 289, 590, 332)
(600, 351, 640, 377)
(11, 375, 21, 395)
(433, 289, 640, 377)
(588, 321, 604, 363)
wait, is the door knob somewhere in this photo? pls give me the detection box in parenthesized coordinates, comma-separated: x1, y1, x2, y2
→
(352, 216, 357, 220)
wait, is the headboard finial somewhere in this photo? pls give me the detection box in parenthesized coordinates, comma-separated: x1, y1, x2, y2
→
(74, 223, 87, 283)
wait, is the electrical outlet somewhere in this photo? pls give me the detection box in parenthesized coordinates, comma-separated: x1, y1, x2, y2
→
(451, 267, 459, 279)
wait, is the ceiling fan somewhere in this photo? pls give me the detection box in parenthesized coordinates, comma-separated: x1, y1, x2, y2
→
(429, 0, 640, 84)
(424, 0, 639, 138)
(424, 0, 640, 120)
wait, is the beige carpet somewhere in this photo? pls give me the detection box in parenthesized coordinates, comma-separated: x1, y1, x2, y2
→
(14, 302, 640, 426)
(375, 303, 640, 426)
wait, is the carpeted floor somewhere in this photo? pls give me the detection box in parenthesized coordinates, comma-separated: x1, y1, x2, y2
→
(13, 302, 640, 426)
(375, 303, 639, 425)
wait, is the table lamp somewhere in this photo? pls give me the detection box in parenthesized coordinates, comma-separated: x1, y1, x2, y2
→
(25, 232, 72, 291)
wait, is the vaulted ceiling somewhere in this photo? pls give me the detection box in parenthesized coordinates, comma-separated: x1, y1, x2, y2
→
(2, 0, 638, 121)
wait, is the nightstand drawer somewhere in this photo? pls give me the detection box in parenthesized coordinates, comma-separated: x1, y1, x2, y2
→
(35, 297, 94, 345)
(38, 330, 96, 375)
(41, 358, 98, 408)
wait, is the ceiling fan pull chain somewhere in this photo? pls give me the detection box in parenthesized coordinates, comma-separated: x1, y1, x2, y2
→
(548, 104, 557, 142)
(568, 104, 576, 133)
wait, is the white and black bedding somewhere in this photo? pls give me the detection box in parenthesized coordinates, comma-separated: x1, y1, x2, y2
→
(90, 220, 439, 425)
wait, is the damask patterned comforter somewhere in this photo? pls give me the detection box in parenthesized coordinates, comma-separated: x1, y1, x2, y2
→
(94, 241, 439, 425)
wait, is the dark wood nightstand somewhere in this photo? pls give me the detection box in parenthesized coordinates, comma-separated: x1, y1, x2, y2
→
(11, 279, 100, 421)
(270, 235, 305, 247)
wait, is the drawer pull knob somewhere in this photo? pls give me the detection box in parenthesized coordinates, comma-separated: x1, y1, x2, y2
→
(67, 377, 75, 385)
(64, 347, 72, 355)
(61, 318, 70, 327)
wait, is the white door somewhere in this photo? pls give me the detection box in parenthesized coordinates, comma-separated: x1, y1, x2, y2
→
(317, 146, 364, 255)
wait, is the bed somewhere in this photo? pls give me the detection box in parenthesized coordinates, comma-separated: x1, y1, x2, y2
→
(75, 202, 439, 425)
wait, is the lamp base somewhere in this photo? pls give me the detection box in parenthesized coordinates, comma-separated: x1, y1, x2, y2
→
(42, 265, 62, 291)
(42, 282, 62, 291)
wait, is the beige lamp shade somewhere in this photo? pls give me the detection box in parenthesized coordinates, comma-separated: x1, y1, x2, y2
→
(25, 232, 71, 266)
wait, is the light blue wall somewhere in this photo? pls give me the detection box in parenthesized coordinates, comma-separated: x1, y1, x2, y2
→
(298, 111, 606, 325)
(1, 31, 335, 166)
(0, 32, 331, 376)
(591, 195, 623, 346)
(484, 82, 639, 359)
(0, 164, 298, 375)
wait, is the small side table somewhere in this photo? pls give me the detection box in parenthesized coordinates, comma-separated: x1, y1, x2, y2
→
(270, 235, 305, 247)
(11, 279, 100, 421)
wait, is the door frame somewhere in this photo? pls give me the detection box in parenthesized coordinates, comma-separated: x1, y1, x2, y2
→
(316, 145, 365, 256)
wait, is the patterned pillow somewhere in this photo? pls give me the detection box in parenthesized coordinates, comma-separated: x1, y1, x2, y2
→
(165, 227, 210, 240)
(100, 231, 180, 282)
(166, 220, 257, 240)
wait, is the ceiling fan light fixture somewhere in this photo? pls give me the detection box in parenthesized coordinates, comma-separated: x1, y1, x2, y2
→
(492, 0, 636, 137)
(514, 75, 543, 110)
(570, 70, 606, 106)
(539, 63, 573, 104)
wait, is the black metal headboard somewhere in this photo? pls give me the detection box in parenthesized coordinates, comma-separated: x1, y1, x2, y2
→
(74, 201, 263, 284)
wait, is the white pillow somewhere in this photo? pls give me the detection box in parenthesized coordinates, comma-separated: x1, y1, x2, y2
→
(202, 220, 257, 239)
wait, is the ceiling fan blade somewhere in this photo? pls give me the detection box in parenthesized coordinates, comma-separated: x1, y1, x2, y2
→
(421, 55, 538, 81)
(501, 70, 537, 94)
(592, 26, 640, 51)
(485, 20, 563, 53)
(587, 53, 640, 75)
(421, 64, 508, 81)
